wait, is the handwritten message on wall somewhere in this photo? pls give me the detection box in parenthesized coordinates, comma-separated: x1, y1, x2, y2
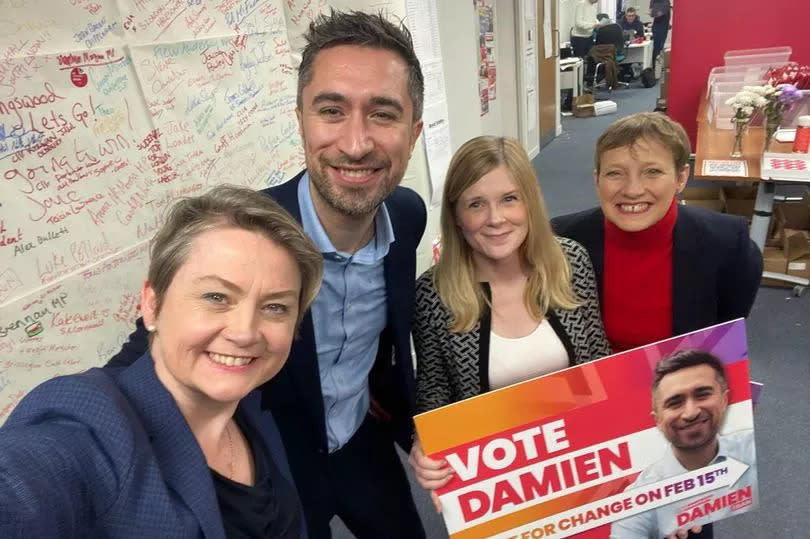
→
(0, 0, 401, 423)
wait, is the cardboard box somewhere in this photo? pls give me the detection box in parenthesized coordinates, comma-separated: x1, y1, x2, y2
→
(761, 246, 790, 287)
(756, 192, 810, 288)
(787, 255, 810, 281)
(783, 229, 810, 261)
(573, 93, 595, 118)
(723, 200, 756, 220)
(768, 201, 792, 246)
(679, 186, 724, 213)
(772, 197, 810, 257)
(721, 186, 758, 221)
(762, 196, 810, 285)
(721, 186, 758, 200)
(765, 225, 782, 248)
(774, 196, 810, 231)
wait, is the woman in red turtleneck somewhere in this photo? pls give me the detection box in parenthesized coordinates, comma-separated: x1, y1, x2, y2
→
(598, 135, 682, 352)
(553, 112, 763, 353)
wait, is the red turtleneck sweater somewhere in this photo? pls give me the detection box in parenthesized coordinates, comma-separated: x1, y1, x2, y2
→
(603, 199, 678, 352)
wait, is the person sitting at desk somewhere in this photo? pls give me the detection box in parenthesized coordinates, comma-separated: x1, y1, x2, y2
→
(0, 186, 323, 538)
(586, 16, 624, 90)
(595, 14, 626, 58)
(620, 7, 645, 39)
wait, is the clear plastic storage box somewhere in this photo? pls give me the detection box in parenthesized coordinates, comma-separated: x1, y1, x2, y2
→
(724, 46, 792, 67)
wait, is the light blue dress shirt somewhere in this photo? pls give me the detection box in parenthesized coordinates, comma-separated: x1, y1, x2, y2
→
(297, 174, 394, 452)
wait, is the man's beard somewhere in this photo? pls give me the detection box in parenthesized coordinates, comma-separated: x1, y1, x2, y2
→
(309, 158, 397, 217)
(671, 415, 718, 451)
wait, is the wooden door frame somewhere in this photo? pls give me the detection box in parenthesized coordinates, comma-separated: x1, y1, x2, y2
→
(537, 0, 559, 149)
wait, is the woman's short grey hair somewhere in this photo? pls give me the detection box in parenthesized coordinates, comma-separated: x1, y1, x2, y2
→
(148, 185, 323, 325)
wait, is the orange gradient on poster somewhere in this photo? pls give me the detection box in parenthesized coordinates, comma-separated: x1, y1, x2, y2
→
(415, 363, 610, 454)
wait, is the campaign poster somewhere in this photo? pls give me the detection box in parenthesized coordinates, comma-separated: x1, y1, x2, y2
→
(414, 319, 758, 539)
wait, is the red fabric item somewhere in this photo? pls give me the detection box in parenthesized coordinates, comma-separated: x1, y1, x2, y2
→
(602, 198, 678, 352)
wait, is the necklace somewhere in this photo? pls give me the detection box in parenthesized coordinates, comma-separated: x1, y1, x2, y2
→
(225, 423, 234, 480)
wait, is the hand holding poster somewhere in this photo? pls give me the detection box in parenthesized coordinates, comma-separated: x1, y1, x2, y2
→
(414, 319, 758, 538)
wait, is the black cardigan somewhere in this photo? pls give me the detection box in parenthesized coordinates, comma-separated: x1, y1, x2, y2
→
(413, 237, 611, 413)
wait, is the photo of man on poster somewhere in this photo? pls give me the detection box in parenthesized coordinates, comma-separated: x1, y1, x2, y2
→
(611, 350, 757, 539)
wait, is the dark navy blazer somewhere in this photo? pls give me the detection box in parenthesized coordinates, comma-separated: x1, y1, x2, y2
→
(0, 354, 304, 538)
(106, 171, 427, 510)
(551, 204, 763, 336)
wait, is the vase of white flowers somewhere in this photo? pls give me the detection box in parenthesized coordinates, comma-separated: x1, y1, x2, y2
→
(746, 83, 803, 152)
(725, 89, 764, 158)
(730, 120, 747, 158)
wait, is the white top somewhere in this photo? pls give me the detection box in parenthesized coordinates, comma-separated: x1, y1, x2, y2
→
(572, 0, 599, 37)
(610, 430, 758, 538)
(488, 319, 569, 390)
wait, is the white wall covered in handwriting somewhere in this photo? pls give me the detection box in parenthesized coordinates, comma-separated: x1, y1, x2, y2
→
(0, 0, 418, 423)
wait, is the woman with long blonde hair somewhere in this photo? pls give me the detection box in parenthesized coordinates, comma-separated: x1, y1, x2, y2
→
(408, 136, 610, 510)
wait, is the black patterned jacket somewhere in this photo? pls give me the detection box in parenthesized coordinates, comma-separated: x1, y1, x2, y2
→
(413, 237, 611, 414)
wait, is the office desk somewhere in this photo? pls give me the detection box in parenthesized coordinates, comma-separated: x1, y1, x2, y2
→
(694, 92, 810, 291)
(621, 41, 652, 70)
(560, 58, 584, 98)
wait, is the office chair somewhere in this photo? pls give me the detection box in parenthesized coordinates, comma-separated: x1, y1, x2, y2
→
(591, 24, 630, 92)
(586, 44, 629, 95)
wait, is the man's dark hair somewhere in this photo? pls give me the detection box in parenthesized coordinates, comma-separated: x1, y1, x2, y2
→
(297, 9, 424, 121)
(653, 350, 728, 392)
(625, 7, 637, 14)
